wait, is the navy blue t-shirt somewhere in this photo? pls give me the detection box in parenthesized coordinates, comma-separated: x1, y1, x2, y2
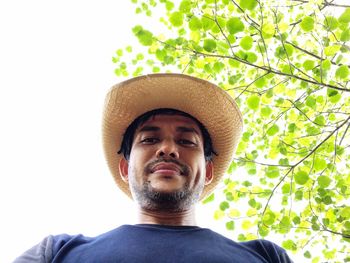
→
(15, 224, 293, 263)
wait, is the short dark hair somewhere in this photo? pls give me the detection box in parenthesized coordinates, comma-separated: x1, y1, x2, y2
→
(117, 108, 217, 161)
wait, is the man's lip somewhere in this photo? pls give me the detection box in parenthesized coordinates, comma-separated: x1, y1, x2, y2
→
(151, 163, 182, 174)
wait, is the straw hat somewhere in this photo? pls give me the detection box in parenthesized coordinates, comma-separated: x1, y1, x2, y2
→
(102, 73, 243, 199)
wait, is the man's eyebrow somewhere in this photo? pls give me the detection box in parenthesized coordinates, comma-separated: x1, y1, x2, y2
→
(176, 126, 200, 135)
(138, 126, 160, 132)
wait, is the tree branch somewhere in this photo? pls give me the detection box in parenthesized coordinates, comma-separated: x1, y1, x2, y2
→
(187, 48, 350, 92)
(234, 157, 293, 167)
(261, 115, 350, 217)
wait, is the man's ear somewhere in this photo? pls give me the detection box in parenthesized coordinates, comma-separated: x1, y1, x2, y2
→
(205, 161, 214, 185)
(119, 157, 129, 183)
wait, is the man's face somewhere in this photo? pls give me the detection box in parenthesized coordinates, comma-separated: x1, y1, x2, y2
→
(119, 114, 213, 212)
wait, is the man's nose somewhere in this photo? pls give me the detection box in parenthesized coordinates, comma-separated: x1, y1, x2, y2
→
(156, 139, 179, 159)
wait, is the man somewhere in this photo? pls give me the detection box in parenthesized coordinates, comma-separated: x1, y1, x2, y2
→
(15, 74, 293, 262)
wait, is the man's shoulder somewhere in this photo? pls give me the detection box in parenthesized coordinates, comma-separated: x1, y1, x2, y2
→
(202, 229, 292, 263)
(239, 239, 292, 263)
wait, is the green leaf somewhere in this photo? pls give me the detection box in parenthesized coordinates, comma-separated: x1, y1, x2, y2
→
(340, 29, 350, 41)
(266, 124, 279, 136)
(237, 50, 247, 60)
(116, 49, 123, 56)
(280, 216, 292, 229)
(318, 175, 331, 188)
(339, 8, 350, 24)
(189, 16, 202, 31)
(136, 53, 144, 60)
(261, 107, 272, 117)
(226, 221, 235, 230)
(266, 166, 280, 179)
(240, 36, 253, 50)
(228, 59, 240, 68)
(284, 44, 294, 56)
(263, 211, 276, 226)
(165, 1, 175, 11)
(344, 222, 350, 231)
(293, 216, 301, 225)
(335, 65, 349, 79)
(330, 93, 341, 103)
(156, 49, 167, 61)
(340, 207, 350, 218)
(300, 16, 315, 32)
(201, 16, 215, 30)
(312, 223, 320, 231)
(246, 52, 258, 63)
(204, 64, 212, 73)
(135, 7, 142, 14)
(132, 26, 153, 46)
(306, 96, 316, 109)
(324, 45, 340, 56)
(245, 163, 256, 175)
(307, 126, 320, 135)
(295, 171, 309, 185)
(203, 39, 217, 52)
(288, 123, 296, 133)
(217, 41, 230, 55)
(282, 183, 291, 194)
(247, 95, 260, 110)
(241, 132, 251, 142)
(327, 88, 338, 97)
(220, 201, 230, 211)
(226, 192, 234, 201)
(262, 23, 275, 38)
(324, 16, 338, 31)
(152, 66, 160, 73)
(213, 62, 225, 73)
(202, 193, 215, 204)
(322, 195, 333, 205)
(239, 0, 257, 10)
(314, 116, 326, 126)
(275, 44, 294, 59)
(282, 239, 297, 251)
(254, 76, 266, 88)
(303, 60, 315, 71)
(258, 225, 269, 237)
(228, 74, 241, 84)
(179, 0, 192, 12)
(226, 17, 245, 34)
(169, 12, 184, 27)
(163, 55, 174, 64)
(321, 59, 331, 71)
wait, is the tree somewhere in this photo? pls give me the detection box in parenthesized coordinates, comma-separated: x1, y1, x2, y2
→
(113, 0, 350, 261)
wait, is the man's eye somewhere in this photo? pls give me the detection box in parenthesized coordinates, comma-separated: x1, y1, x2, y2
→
(178, 139, 196, 146)
(140, 138, 159, 144)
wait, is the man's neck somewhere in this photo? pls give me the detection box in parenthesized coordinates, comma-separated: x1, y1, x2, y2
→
(136, 207, 197, 226)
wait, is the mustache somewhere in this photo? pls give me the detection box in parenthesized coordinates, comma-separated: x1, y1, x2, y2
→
(145, 158, 190, 176)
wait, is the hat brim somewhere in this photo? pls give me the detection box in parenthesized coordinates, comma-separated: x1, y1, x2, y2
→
(102, 73, 243, 200)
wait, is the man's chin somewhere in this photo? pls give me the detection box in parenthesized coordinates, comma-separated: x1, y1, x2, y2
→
(146, 189, 187, 203)
(130, 182, 202, 212)
(135, 188, 191, 212)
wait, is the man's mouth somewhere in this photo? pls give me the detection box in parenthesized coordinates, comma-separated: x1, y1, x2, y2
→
(146, 159, 189, 176)
(151, 163, 183, 175)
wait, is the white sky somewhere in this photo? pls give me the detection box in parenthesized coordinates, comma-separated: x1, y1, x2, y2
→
(0, 1, 224, 262)
(3, 0, 347, 262)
